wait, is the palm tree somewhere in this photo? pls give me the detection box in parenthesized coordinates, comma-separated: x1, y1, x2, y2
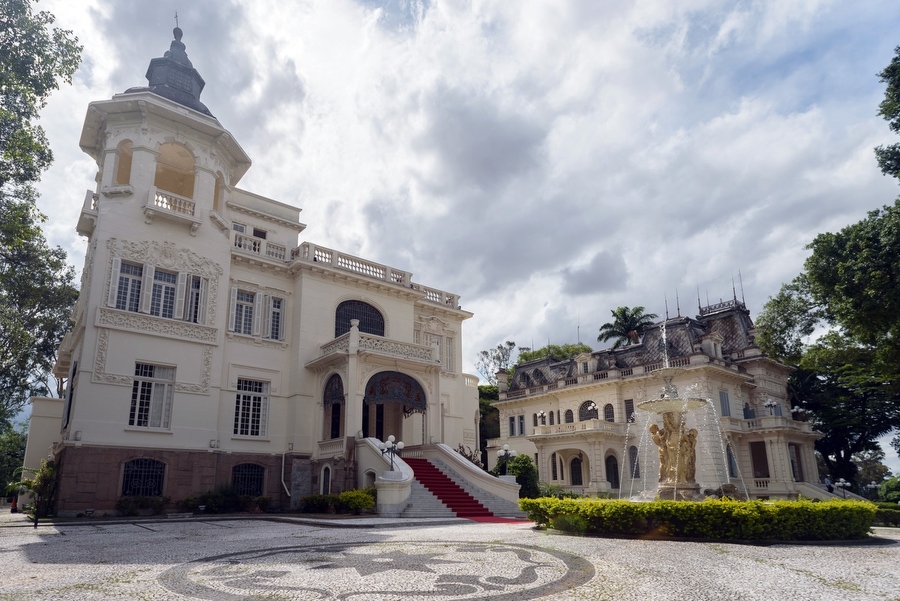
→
(597, 306, 658, 349)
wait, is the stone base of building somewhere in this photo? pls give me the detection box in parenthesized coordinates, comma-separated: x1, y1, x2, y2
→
(53, 444, 309, 517)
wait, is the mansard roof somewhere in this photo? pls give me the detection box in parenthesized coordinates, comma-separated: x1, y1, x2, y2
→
(507, 299, 759, 391)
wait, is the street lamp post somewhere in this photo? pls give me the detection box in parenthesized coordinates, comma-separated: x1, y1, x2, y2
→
(764, 399, 777, 416)
(379, 435, 404, 471)
(865, 481, 880, 500)
(496, 443, 517, 476)
(835, 478, 850, 498)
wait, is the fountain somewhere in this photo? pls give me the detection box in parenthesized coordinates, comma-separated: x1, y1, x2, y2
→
(637, 368, 708, 500)
(627, 321, 744, 501)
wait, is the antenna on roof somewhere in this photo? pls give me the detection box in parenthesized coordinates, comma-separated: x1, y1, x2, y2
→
(577, 313, 580, 344)
(665, 293, 670, 320)
(676, 288, 681, 317)
(697, 286, 701, 313)
(738, 270, 746, 305)
(732, 276, 738, 302)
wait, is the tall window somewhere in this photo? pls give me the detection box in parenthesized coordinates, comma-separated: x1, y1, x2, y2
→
(268, 297, 283, 340)
(533, 414, 538, 427)
(232, 464, 265, 497)
(185, 275, 208, 324)
(603, 403, 615, 422)
(629, 445, 640, 478)
(509, 416, 515, 437)
(150, 269, 177, 318)
(551, 452, 558, 480)
(116, 262, 143, 312)
(130, 364, 174, 428)
(549, 411, 555, 426)
(234, 378, 269, 437)
(122, 458, 165, 496)
(114, 140, 133, 185)
(517, 415, 525, 436)
(564, 410, 574, 423)
(719, 391, 731, 417)
(233, 290, 255, 335)
(335, 300, 384, 337)
(570, 456, 583, 486)
(605, 456, 620, 489)
(624, 399, 635, 423)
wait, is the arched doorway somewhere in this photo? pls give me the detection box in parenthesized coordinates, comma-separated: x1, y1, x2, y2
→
(362, 371, 426, 441)
(323, 374, 345, 440)
(605, 455, 620, 489)
(570, 456, 584, 486)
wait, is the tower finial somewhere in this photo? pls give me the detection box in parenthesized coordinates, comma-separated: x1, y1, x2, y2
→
(175, 11, 179, 28)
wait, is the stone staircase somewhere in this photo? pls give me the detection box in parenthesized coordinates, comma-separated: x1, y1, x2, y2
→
(403, 457, 493, 518)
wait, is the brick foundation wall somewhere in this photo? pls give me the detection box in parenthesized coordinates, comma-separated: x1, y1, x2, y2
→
(54, 445, 310, 516)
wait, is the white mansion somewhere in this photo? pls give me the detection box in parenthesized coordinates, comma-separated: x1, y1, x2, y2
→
(24, 29, 483, 515)
(488, 300, 823, 500)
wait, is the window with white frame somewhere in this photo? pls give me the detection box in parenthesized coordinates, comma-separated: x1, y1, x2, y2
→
(234, 378, 269, 437)
(228, 288, 285, 340)
(508, 416, 515, 437)
(150, 269, 177, 318)
(233, 290, 255, 335)
(130, 363, 174, 428)
(115, 262, 143, 312)
(517, 414, 525, 436)
(108, 258, 209, 324)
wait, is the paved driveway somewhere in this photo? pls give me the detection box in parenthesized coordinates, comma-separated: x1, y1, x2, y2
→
(0, 514, 897, 600)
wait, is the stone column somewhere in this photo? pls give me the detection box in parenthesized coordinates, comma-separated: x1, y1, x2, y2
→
(344, 320, 362, 439)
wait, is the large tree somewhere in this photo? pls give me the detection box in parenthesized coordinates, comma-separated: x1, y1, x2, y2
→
(1, 0, 81, 191)
(0, 0, 81, 421)
(597, 306, 658, 349)
(875, 45, 900, 180)
(475, 341, 520, 384)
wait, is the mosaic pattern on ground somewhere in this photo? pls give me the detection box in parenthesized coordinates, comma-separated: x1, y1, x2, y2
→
(158, 541, 594, 600)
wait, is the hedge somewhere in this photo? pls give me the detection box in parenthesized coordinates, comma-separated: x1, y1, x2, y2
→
(519, 497, 876, 540)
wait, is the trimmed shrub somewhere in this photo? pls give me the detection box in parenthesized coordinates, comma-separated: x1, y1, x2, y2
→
(339, 489, 376, 514)
(520, 497, 877, 541)
(299, 494, 341, 513)
(549, 513, 588, 535)
(116, 496, 169, 516)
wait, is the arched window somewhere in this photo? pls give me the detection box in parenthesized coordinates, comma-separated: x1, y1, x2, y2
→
(154, 142, 195, 198)
(122, 458, 165, 497)
(570, 456, 583, 486)
(578, 401, 598, 421)
(564, 409, 574, 423)
(605, 455, 620, 489)
(324, 374, 345, 440)
(550, 452, 558, 480)
(232, 463, 265, 497)
(629, 446, 640, 478)
(114, 140, 133, 185)
(549, 411, 555, 426)
(335, 300, 385, 338)
(533, 413, 538, 428)
(603, 403, 614, 422)
(322, 466, 331, 495)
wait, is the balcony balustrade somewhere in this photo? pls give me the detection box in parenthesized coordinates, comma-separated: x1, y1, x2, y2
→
(232, 232, 288, 262)
(143, 187, 201, 234)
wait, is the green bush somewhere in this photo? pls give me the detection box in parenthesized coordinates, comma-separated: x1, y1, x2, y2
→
(339, 489, 376, 514)
(116, 496, 169, 516)
(174, 486, 252, 514)
(538, 482, 585, 499)
(299, 494, 341, 513)
(549, 513, 588, 534)
(519, 497, 877, 541)
(873, 506, 900, 526)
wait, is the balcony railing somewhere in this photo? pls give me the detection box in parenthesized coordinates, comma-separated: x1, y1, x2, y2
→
(532, 420, 626, 436)
(318, 438, 346, 459)
(309, 332, 436, 366)
(294, 242, 462, 308)
(144, 188, 201, 234)
(77, 190, 99, 236)
(233, 232, 288, 262)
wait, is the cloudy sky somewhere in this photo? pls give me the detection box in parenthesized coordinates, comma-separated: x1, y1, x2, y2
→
(33, 0, 900, 471)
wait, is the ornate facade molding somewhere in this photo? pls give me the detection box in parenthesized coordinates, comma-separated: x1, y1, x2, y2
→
(358, 335, 434, 362)
(225, 332, 288, 349)
(98, 308, 218, 344)
(106, 237, 223, 324)
(92, 328, 132, 386)
(321, 336, 350, 356)
(174, 346, 212, 394)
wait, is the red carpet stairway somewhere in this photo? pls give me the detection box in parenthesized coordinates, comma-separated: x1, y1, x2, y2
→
(404, 457, 494, 518)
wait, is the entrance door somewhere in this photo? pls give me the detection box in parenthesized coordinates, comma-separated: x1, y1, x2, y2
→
(749, 441, 770, 478)
(605, 455, 620, 489)
(570, 456, 583, 486)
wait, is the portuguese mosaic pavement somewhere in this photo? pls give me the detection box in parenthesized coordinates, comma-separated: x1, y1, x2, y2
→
(0, 513, 897, 600)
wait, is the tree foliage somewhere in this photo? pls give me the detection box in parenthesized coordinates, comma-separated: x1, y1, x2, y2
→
(475, 341, 519, 384)
(0, 1, 81, 422)
(516, 342, 592, 365)
(875, 46, 900, 180)
(477, 385, 499, 467)
(852, 448, 893, 489)
(0, 0, 81, 190)
(0, 421, 26, 495)
(597, 306, 658, 349)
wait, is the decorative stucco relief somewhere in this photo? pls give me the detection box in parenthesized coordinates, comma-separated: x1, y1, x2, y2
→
(174, 346, 212, 394)
(92, 328, 132, 386)
(98, 308, 218, 344)
(358, 336, 434, 362)
(106, 238, 223, 324)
